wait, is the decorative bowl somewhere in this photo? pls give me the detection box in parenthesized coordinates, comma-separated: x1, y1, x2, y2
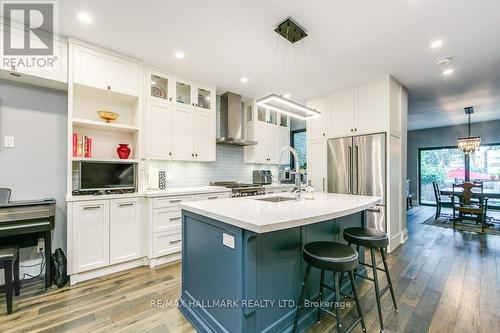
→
(97, 111, 119, 123)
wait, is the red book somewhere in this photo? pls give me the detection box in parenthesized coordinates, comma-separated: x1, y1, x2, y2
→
(86, 137, 92, 158)
(72, 133, 77, 157)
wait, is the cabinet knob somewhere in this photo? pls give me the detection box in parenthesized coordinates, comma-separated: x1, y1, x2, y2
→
(195, 153, 198, 157)
(169, 152, 172, 156)
(107, 85, 111, 91)
(354, 128, 357, 132)
(169, 97, 172, 101)
(192, 153, 195, 157)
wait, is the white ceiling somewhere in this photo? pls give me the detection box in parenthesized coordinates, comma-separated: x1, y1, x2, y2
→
(58, 0, 500, 130)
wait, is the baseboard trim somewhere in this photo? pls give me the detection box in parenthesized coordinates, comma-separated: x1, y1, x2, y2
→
(70, 257, 148, 285)
(401, 227, 409, 243)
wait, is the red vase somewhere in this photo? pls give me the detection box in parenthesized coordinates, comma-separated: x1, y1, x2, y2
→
(117, 144, 131, 159)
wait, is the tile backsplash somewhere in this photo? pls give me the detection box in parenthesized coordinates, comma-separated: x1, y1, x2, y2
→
(147, 145, 279, 188)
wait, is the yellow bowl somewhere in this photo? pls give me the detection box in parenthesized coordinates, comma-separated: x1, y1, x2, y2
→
(97, 111, 119, 123)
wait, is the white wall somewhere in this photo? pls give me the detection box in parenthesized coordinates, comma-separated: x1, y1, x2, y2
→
(0, 79, 67, 278)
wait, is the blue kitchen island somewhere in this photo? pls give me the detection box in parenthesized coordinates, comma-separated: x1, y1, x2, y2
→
(179, 192, 381, 333)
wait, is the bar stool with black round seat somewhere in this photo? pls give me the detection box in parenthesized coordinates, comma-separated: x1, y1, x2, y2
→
(343, 227, 398, 333)
(0, 246, 20, 315)
(292, 241, 366, 333)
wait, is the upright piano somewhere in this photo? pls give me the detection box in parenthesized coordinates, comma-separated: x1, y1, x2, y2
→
(0, 199, 56, 288)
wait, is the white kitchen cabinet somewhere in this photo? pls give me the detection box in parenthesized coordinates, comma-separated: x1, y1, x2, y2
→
(278, 128, 291, 165)
(72, 201, 110, 272)
(73, 44, 139, 96)
(307, 139, 327, 192)
(330, 89, 355, 138)
(152, 208, 181, 233)
(171, 106, 195, 160)
(307, 97, 330, 140)
(146, 101, 173, 159)
(193, 84, 215, 112)
(0, 24, 68, 88)
(153, 230, 182, 257)
(194, 110, 216, 161)
(109, 198, 142, 265)
(354, 79, 387, 135)
(244, 124, 286, 164)
(149, 70, 174, 103)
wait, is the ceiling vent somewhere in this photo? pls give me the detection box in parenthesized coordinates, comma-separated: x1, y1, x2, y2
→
(274, 18, 307, 44)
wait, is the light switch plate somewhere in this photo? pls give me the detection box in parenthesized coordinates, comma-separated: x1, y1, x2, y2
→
(222, 233, 235, 249)
(4, 136, 15, 148)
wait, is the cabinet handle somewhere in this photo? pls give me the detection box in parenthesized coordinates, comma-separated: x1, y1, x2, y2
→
(119, 202, 134, 207)
(107, 85, 111, 91)
(169, 240, 181, 245)
(322, 178, 325, 191)
(367, 207, 382, 213)
(83, 205, 101, 210)
(169, 199, 182, 203)
(207, 196, 218, 200)
(169, 97, 172, 101)
(169, 216, 181, 221)
(192, 153, 195, 157)
(169, 152, 172, 156)
(192, 103, 195, 106)
(354, 128, 357, 132)
(195, 153, 198, 157)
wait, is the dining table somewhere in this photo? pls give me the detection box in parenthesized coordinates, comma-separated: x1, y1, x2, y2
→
(440, 188, 500, 226)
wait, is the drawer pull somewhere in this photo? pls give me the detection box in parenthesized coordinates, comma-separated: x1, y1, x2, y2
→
(83, 205, 101, 210)
(169, 199, 182, 203)
(169, 240, 181, 245)
(169, 217, 181, 221)
(207, 196, 218, 200)
(119, 202, 134, 207)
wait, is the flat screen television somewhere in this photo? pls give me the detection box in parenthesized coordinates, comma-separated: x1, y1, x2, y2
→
(79, 162, 136, 191)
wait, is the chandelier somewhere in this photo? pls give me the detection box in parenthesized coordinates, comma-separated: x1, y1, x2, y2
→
(457, 106, 480, 154)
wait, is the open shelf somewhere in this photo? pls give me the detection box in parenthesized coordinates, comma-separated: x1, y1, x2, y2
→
(73, 118, 138, 132)
(72, 157, 139, 163)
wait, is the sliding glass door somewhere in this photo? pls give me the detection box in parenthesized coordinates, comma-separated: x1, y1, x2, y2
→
(418, 144, 500, 207)
(419, 147, 465, 205)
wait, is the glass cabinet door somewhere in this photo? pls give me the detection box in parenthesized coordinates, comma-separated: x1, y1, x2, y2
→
(257, 106, 267, 123)
(246, 105, 253, 122)
(197, 87, 212, 110)
(150, 74, 169, 101)
(176, 81, 191, 105)
(280, 114, 288, 127)
(269, 110, 278, 125)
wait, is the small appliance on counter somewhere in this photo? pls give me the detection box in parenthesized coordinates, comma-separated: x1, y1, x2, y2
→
(252, 170, 273, 185)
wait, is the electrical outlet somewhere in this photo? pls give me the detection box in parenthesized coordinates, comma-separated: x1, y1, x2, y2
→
(37, 238, 44, 251)
(4, 136, 15, 148)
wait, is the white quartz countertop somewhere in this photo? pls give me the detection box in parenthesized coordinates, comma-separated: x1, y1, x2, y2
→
(143, 186, 230, 197)
(66, 186, 231, 202)
(180, 192, 382, 233)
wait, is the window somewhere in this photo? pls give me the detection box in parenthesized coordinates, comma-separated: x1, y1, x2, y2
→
(291, 130, 307, 172)
(418, 144, 500, 207)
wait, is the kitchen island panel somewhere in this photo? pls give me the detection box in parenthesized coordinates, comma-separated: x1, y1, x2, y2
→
(180, 210, 366, 333)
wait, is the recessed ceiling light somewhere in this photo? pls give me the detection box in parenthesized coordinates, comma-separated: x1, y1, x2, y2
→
(283, 94, 291, 99)
(442, 68, 454, 75)
(430, 40, 443, 48)
(77, 12, 93, 24)
(435, 57, 452, 66)
(175, 51, 185, 59)
(241, 77, 248, 84)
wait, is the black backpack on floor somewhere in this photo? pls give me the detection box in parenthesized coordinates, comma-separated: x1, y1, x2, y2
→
(51, 248, 69, 287)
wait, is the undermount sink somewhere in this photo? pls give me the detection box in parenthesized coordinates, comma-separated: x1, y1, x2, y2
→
(255, 196, 296, 203)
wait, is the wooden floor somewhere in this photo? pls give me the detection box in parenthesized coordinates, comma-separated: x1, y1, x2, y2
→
(1, 206, 499, 333)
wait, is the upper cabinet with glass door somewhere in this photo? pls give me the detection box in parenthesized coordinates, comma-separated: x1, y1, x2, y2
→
(175, 80, 192, 106)
(149, 71, 173, 103)
(193, 84, 215, 111)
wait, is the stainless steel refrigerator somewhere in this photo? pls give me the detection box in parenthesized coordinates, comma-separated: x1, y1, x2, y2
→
(327, 133, 386, 232)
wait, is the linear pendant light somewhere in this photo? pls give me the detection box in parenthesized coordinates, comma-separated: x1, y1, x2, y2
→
(256, 94, 321, 120)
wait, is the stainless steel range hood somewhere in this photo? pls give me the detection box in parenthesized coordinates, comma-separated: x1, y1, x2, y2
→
(216, 92, 257, 146)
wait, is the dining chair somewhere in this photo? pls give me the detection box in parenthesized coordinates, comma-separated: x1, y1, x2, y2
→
(451, 182, 488, 232)
(432, 182, 450, 219)
(0, 188, 11, 204)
